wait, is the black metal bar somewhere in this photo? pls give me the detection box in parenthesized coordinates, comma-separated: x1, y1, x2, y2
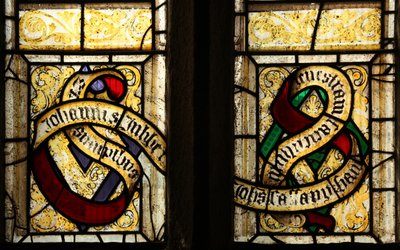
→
(4, 49, 166, 55)
(26, 59, 32, 242)
(310, 3, 324, 51)
(18, 0, 153, 3)
(235, 49, 396, 56)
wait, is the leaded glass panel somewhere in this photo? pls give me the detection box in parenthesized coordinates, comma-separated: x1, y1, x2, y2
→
(234, 0, 399, 244)
(4, 0, 167, 243)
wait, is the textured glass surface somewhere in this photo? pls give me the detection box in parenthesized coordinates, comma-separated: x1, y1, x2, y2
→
(84, 3, 152, 50)
(234, 0, 398, 244)
(5, 1, 167, 243)
(5, 19, 15, 50)
(248, 5, 381, 51)
(19, 5, 81, 50)
(18, 3, 159, 51)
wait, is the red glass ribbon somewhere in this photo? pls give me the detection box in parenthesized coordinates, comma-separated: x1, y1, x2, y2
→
(271, 80, 351, 156)
(33, 143, 128, 225)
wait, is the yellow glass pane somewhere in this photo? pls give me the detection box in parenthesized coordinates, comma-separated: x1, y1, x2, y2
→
(315, 8, 381, 50)
(19, 6, 81, 50)
(6, 0, 167, 243)
(248, 8, 381, 51)
(84, 4, 152, 50)
(248, 10, 318, 51)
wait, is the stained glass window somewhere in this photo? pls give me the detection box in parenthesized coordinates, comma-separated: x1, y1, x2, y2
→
(4, 0, 167, 243)
(234, 0, 399, 244)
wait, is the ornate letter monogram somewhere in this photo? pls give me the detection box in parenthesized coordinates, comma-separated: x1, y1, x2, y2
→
(234, 66, 369, 233)
(31, 66, 166, 229)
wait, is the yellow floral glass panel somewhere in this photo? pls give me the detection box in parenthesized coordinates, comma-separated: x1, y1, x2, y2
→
(248, 7, 381, 51)
(19, 5, 81, 50)
(84, 3, 152, 50)
(18, 3, 153, 51)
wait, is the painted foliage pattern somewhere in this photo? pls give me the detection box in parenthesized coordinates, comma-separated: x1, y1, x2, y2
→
(234, 0, 397, 244)
(19, 4, 152, 50)
(4, 0, 167, 243)
(248, 8, 381, 51)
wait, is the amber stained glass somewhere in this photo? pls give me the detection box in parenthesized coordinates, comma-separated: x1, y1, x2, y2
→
(4, 0, 168, 243)
(234, 0, 398, 244)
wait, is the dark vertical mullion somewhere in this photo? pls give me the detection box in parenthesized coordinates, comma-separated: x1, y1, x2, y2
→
(167, 0, 195, 249)
(208, 0, 234, 249)
(192, 0, 210, 249)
